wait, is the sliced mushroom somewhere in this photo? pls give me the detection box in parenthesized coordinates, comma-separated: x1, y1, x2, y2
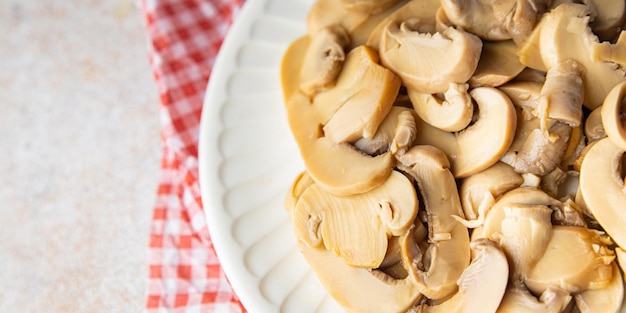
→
(439, 0, 513, 40)
(408, 83, 473, 132)
(292, 170, 418, 268)
(440, 0, 548, 43)
(517, 3, 626, 109)
(497, 285, 572, 313)
(574, 262, 624, 313)
(316, 46, 401, 143)
(579, 137, 626, 249)
(414, 239, 509, 313)
(601, 81, 626, 150)
(472, 187, 560, 280)
(413, 87, 517, 178)
(299, 25, 350, 98)
(525, 225, 614, 295)
(347, 0, 411, 49)
(294, 233, 422, 313)
(552, 197, 587, 227)
(582, 0, 626, 41)
(366, 0, 441, 51)
(469, 40, 526, 88)
(458, 162, 524, 222)
(354, 106, 417, 156)
(287, 93, 396, 196)
(379, 18, 482, 94)
(396, 145, 471, 300)
(306, 0, 371, 37)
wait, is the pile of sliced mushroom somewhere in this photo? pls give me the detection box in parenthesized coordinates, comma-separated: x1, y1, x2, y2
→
(281, 0, 626, 312)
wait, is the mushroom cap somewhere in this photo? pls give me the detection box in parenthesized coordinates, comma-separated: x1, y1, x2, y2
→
(579, 137, 626, 249)
(379, 19, 482, 94)
(292, 170, 418, 268)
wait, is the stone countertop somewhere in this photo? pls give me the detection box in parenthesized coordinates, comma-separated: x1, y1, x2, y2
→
(0, 0, 160, 311)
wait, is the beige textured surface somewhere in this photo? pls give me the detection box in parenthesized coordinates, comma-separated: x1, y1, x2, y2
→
(0, 0, 160, 311)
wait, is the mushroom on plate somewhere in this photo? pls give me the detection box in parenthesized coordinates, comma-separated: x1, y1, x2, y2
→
(413, 87, 517, 178)
(292, 170, 418, 268)
(354, 106, 417, 156)
(517, 3, 626, 109)
(408, 82, 473, 132)
(299, 25, 350, 98)
(379, 17, 482, 94)
(396, 145, 471, 300)
(413, 239, 509, 313)
(469, 40, 526, 88)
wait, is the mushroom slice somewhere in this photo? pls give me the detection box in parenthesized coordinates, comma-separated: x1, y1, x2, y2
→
(316, 46, 401, 143)
(582, 0, 626, 41)
(469, 40, 526, 88)
(408, 83, 473, 132)
(601, 81, 626, 150)
(282, 39, 396, 196)
(295, 234, 422, 313)
(366, 0, 441, 50)
(525, 226, 615, 295)
(458, 162, 524, 222)
(396, 145, 471, 300)
(306, 0, 371, 37)
(292, 170, 418, 268)
(354, 106, 417, 156)
(286, 91, 395, 196)
(379, 18, 482, 94)
(414, 239, 509, 313)
(574, 262, 624, 313)
(439, 0, 513, 40)
(299, 25, 350, 98)
(517, 3, 626, 109)
(413, 87, 517, 178)
(497, 285, 572, 313)
(579, 137, 626, 249)
(472, 187, 559, 279)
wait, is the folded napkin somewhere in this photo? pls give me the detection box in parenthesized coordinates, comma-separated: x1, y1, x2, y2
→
(139, 0, 246, 311)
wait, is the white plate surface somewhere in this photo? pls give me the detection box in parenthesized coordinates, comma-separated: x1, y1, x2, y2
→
(198, 0, 344, 312)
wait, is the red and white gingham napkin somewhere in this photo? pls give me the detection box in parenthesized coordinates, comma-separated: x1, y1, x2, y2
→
(139, 0, 246, 311)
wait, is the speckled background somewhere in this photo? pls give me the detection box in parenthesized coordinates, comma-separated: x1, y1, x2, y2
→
(0, 0, 160, 311)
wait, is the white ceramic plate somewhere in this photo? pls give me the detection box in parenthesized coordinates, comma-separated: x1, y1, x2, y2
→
(198, 0, 344, 312)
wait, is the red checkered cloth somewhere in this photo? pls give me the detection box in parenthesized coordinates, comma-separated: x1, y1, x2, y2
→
(139, 0, 247, 311)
